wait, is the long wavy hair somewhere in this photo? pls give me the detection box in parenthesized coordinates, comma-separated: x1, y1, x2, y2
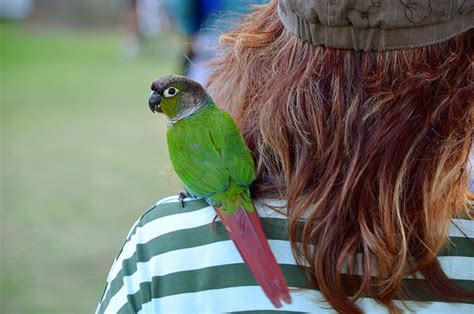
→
(208, 1, 473, 312)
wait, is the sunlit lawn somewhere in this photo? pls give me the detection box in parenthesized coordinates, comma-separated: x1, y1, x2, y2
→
(1, 24, 182, 313)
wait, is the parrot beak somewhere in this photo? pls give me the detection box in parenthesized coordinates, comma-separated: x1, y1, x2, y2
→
(148, 91, 162, 113)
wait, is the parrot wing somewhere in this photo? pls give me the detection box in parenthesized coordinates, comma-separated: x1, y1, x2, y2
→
(218, 110, 256, 186)
(167, 105, 255, 198)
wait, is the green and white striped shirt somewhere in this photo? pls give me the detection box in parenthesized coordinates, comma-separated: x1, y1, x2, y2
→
(96, 196, 474, 313)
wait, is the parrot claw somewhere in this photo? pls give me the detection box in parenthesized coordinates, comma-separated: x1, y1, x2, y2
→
(178, 191, 187, 208)
(211, 215, 219, 231)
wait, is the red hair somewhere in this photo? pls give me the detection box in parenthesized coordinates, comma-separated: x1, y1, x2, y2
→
(208, 1, 474, 312)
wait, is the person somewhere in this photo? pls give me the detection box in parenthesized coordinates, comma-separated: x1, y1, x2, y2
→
(97, 0, 474, 313)
(164, 0, 266, 84)
(120, 0, 168, 58)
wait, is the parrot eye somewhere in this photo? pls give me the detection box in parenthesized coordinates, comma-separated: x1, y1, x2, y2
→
(164, 87, 179, 98)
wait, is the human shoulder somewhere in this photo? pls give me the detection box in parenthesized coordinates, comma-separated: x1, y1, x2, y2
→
(130, 196, 214, 239)
(128, 198, 291, 252)
(143, 195, 210, 222)
(96, 196, 215, 313)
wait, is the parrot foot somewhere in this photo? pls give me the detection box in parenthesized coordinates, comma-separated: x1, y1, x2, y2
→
(178, 191, 187, 208)
(210, 215, 219, 231)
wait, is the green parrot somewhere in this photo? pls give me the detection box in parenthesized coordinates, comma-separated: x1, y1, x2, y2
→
(148, 75, 291, 308)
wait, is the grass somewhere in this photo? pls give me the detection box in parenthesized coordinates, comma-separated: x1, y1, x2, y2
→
(1, 23, 183, 313)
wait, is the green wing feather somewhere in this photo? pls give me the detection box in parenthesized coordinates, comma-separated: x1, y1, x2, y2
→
(167, 104, 255, 202)
(219, 112, 255, 186)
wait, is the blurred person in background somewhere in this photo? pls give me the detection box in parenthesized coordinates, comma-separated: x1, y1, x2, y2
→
(97, 0, 474, 313)
(120, 0, 169, 58)
(165, 0, 266, 84)
(0, 0, 32, 19)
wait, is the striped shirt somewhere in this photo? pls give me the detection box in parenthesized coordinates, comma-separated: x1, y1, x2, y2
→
(96, 196, 474, 313)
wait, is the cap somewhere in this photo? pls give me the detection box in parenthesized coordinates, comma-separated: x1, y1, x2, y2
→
(277, 0, 474, 51)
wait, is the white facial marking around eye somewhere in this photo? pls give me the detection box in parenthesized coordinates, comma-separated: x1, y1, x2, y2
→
(163, 87, 179, 98)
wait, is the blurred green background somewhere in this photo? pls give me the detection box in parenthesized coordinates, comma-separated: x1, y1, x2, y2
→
(0, 2, 184, 312)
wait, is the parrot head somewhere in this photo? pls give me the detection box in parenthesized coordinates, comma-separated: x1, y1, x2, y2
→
(148, 75, 210, 121)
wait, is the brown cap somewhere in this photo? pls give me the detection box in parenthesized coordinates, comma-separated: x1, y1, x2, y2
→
(277, 0, 474, 51)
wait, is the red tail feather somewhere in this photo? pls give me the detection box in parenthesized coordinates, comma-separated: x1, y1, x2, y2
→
(215, 205, 292, 308)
